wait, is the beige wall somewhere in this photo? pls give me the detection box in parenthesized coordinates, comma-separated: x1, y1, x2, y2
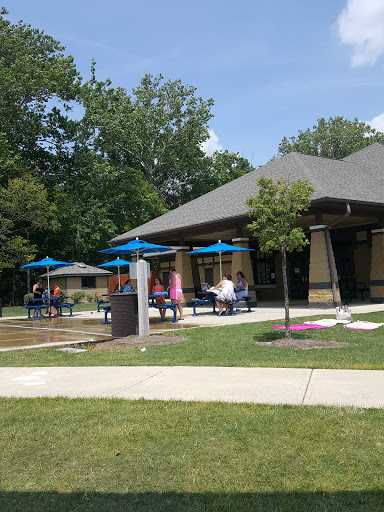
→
(354, 244, 371, 283)
(48, 276, 109, 302)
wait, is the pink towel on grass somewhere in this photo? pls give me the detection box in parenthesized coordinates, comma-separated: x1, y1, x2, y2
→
(271, 324, 327, 331)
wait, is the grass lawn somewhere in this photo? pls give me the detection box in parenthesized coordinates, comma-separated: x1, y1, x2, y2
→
(0, 398, 383, 511)
(1, 302, 99, 317)
(1, 312, 384, 370)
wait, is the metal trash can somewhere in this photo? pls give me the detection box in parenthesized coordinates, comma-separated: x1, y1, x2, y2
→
(110, 293, 138, 337)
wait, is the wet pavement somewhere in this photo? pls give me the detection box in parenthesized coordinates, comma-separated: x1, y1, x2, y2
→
(1, 302, 384, 351)
(0, 311, 196, 351)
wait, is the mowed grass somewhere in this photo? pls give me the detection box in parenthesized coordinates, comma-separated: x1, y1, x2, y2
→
(0, 398, 383, 511)
(2, 302, 99, 317)
(1, 312, 384, 370)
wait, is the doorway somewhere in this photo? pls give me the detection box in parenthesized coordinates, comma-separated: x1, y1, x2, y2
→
(288, 248, 309, 299)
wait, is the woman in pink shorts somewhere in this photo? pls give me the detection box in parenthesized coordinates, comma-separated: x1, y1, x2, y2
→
(167, 266, 184, 320)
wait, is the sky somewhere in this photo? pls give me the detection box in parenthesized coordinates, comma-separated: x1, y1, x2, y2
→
(5, 0, 384, 167)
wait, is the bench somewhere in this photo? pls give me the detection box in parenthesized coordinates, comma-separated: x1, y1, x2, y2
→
(191, 296, 255, 317)
(220, 296, 255, 316)
(99, 305, 111, 325)
(96, 299, 110, 312)
(150, 303, 178, 323)
(24, 305, 47, 320)
(57, 303, 75, 317)
(191, 297, 217, 317)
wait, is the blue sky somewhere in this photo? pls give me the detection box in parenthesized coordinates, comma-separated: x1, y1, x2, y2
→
(6, 0, 384, 166)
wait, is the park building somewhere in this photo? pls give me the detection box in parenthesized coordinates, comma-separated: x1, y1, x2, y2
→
(110, 144, 384, 308)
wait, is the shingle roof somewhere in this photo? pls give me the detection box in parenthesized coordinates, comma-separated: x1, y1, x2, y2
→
(111, 145, 384, 243)
(39, 262, 113, 278)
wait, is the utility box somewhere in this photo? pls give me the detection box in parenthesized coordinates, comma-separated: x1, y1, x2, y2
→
(110, 293, 138, 337)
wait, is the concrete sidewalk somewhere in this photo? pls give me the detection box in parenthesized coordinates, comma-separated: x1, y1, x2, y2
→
(1, 366, 383, 408)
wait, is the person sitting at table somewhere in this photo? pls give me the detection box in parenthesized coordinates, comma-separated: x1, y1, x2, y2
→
(210, 274, 237, 316)
(113, 283, 123, 293)
(152, 277, 166, 320)
(235, 271, 248, 299)
(123, 279, 133, 293)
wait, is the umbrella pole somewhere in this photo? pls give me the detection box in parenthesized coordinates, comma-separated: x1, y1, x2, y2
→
(118, 266, 121, 290)
(47, 266, 50, 296)
(219, 252, 222, 279)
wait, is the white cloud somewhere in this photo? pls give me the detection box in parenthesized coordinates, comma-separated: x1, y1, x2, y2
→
(337, 0, 384, 66)
(366, 113, 384, 131)
(201, 129, 223, 156)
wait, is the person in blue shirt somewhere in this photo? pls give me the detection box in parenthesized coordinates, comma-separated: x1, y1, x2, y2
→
(123, 279, 133, 293)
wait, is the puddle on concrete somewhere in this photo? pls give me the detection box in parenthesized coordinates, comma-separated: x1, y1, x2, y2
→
(0, 314, 199, 350)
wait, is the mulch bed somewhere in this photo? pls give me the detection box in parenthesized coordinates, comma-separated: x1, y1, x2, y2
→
(90, 335, 187, 351)
(256, 338, 349, 349)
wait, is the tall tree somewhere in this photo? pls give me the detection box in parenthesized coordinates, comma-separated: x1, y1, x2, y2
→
(0, 8, 81, 182)
(81, 71, 215, 208)
(0, 174, 58, 271)
(277, 117, 384, 160)
(246, 177, 314, 338)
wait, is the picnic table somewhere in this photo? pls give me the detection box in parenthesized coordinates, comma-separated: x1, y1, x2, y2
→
(24, 297, 75, 320)
(148, 292, 178, 323)
(96, 294, 111, 312)
(100, 292, 178, 325)
(190, 291, 255, 317)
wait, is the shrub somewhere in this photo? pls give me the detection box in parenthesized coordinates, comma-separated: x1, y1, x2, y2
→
(71, 292, 85, 303)
(86, 294, 94, 303)
(23, 293, 34, 305)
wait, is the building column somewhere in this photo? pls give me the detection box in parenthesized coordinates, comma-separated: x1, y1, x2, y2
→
(370, 229, 384, 303)
(175, 247, 195, 304)
(231, 238, 256, 304)
(308, 225, 340, 308)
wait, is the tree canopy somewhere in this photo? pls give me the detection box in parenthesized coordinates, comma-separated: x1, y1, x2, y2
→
(276, 116, 384, 160)
(0, 9, 252, 304)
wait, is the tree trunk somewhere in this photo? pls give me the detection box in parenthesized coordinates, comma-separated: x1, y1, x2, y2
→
(280, 244, 290, 338)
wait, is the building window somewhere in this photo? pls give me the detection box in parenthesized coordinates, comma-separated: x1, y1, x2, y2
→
(204, 267, 214, 287)
(255, 251, 276, 284)
(81, 276, 96, 289)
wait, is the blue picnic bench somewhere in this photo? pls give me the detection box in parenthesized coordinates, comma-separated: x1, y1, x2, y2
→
(99, 293, 178, 324)
(96, 298, 110, 312)
(99, 305, 111, 325)
(148, 293, 178, 323)
(191, 294, 255, 317)
(24, 297, 75, 320)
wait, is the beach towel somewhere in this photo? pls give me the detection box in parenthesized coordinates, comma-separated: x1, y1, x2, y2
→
(344, 321, 384, 331)
(271, 324, 327, 331)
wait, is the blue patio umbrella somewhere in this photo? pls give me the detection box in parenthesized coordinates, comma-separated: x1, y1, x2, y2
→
(99, 237, 172, 260)
(21, 256, 74, 293)
(187, 240, 254, 278)
(97, 257, 131, 290)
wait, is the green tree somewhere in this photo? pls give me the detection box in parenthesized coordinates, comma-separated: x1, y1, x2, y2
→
(0, 8, 81, 182)
(246, 177, 314, 338)
(277, 117, 384, 160)
(0, 174, 59, 270)
(81, 71, 215, 208)
(202, 150, 252, 191)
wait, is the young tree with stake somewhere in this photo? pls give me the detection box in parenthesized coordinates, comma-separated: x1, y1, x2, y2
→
(246, 177, 314, 339)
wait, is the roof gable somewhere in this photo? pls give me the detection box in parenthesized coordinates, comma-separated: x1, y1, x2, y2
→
(111, 146, 384, 243)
